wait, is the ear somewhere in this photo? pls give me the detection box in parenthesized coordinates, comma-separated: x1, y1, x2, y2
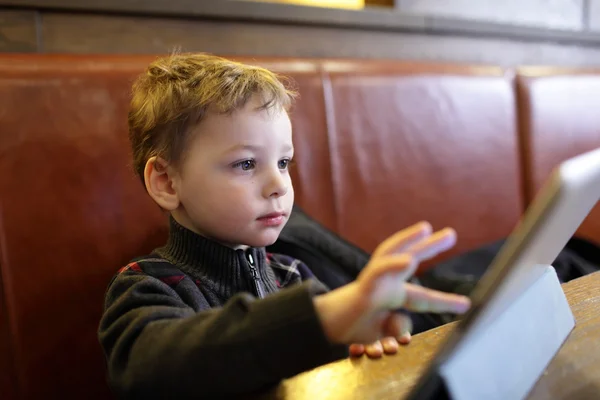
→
(144, 156, 180, 211)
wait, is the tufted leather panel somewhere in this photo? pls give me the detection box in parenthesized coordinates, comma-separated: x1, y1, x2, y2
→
(0, 55, 168, 400)
(323, 60, 523, 263)
(517, 68, 600, 243)
(0, 275, 17, 400)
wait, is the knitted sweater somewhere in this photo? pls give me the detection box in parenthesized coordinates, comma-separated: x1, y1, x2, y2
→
(98, 217, 348, 399)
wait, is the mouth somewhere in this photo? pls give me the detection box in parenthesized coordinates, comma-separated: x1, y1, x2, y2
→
(258, 212, 285, 219)
(257, 212, 287, 227)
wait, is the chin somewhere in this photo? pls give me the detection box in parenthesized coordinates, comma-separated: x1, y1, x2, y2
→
(242, 229, 282, 248)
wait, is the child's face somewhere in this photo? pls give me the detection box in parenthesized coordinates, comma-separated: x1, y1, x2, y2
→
(171, 96, 295, 248)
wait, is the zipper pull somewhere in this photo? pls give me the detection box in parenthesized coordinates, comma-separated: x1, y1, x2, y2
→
(245, 250, 265, 299)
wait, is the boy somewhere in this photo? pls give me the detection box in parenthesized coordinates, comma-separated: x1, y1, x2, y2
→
(98, 53, 470, 399)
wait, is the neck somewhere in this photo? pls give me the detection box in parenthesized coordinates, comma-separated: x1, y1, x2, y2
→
(170, 213, 249, 251)
(156, 216, 278, 299)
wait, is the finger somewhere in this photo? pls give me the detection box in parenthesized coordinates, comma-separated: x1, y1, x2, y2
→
(403, 283, 471, 314)
(398, 330, 412, 345)
(362, 254, 417, 286)
(405, 227, 457, 262)
(397, 313, 413, 345)
(381, 337, 399, 354)
(365, 340, 384, 358)
(383, 312, 413, 339)
(363, 228, 458, 286)
(372, 221, 433, 258)
(349, 343, 366, 357)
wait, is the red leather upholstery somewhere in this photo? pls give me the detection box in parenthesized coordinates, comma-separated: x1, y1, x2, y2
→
(0, 55, 166, 400)
(323, 60, 522, 260)
(0, 282, 17, 399)
(517, 68, 600, 242)
(0, 54, 597, 400)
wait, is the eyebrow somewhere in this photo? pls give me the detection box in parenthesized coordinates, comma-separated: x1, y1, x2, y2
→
(224, 143, 293, 154)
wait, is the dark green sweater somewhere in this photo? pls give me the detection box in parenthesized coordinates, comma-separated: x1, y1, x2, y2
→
(98, 217, 348, 399)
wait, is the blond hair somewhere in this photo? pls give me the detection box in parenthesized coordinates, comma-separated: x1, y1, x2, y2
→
(128, 53, 297, 182)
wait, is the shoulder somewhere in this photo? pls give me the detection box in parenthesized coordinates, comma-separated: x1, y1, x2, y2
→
(105, 253, 212, 312)
(113, 253, 189, 290)
(266, 252, 319, 288)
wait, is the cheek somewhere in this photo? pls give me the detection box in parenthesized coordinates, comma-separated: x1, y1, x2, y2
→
(206, 181, 256, 213)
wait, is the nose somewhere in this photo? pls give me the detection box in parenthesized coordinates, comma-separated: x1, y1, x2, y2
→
(263, 167, 288, 199)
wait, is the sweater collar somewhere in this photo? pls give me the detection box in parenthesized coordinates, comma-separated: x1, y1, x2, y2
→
(156, 216, 278, 299)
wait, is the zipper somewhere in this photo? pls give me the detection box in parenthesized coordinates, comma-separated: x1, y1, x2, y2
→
(245, 250, 265, 299)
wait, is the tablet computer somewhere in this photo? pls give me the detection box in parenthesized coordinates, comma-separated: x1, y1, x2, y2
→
(406, 146, 600, 400)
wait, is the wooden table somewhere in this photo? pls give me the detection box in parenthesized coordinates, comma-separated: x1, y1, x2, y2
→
(268, 271, 600, 399)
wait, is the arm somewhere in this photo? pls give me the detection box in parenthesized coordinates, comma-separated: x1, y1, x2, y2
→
(98, 272, 348, 399)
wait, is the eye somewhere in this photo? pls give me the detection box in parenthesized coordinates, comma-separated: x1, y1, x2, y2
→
(278, 158, 292, 170)
(232, 159, 256, 171)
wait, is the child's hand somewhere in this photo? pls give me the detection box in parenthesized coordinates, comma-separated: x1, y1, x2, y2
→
(314, 221, 471, 347)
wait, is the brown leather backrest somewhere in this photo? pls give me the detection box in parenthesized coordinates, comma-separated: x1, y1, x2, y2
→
(0, 283, 16, 399)
(322, 60, 522, 261)
(517, 68, 600, 243)
(0, 54, 523, 399)
(0, 55, 166, 400)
